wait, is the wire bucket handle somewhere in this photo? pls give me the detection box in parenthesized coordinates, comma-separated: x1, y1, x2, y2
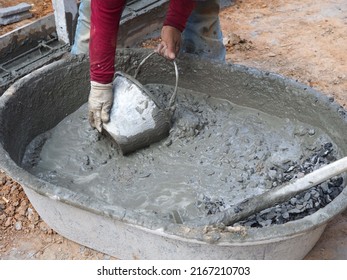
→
(134, 52, 179, 110)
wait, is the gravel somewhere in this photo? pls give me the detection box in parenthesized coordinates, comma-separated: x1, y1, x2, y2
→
(200, 142, 345, 227)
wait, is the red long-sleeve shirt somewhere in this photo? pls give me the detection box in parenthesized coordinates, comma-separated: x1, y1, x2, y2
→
(90, 0, 196, 84)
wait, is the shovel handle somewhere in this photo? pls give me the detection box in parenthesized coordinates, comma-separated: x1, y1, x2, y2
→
(134, 52, 179, 110)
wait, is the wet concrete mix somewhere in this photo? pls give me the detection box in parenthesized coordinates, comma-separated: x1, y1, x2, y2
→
(21, 84, 344, 227)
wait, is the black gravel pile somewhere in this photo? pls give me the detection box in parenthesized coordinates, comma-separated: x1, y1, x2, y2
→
(268, 142, 337, 187)
(237, 142, 345, 227)
(201, 195, 227, 215)
(200, 143, 345, 227)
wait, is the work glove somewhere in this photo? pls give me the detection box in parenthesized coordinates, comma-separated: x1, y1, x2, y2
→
(156, 25, 182, 60)
(88, 81, 113, 133)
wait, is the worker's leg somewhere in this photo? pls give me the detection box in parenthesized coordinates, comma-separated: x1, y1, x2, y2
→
(71, 0, 91, 55)
(181, 0, 225, 62)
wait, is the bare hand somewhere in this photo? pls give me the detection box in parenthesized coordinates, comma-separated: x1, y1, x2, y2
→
(156, 25, 181, 60)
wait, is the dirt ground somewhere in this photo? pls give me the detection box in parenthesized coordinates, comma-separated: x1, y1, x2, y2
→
(0, 0, 347, 259)
(0, 0, 53, 36)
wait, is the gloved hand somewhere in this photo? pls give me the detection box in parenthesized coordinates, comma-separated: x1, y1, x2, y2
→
(88, 81, 113, 132)
(156, 25, 182, 60)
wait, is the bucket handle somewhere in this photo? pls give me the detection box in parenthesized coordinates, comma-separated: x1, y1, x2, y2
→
(134, 52, 179, 110)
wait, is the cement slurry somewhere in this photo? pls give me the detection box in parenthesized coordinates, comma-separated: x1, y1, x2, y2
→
(21, 83, 337, 224)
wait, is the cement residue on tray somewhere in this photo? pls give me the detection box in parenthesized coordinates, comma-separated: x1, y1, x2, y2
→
(22, 84, 340, 224)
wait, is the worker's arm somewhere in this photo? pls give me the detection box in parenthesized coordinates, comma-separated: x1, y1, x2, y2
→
(90, 0, 126, 84)
(88, 0, 126, 132)
(157, 0, 196, 59)
(90, 0, 195, 83)
(164, 0, 196, 32)
(88, 0, 196, 132)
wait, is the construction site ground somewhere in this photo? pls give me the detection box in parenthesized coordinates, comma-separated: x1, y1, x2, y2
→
(0, 0, 347, 259)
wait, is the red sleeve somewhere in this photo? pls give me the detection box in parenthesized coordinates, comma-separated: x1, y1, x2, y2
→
(90, 0, 126, 83)
(164, 0, 196, 32)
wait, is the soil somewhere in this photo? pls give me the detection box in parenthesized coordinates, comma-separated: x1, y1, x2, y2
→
(0, 0, 53, 36)
(1, 0, 347, 259)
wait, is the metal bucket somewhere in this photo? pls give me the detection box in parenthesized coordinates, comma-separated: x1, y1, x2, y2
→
(103, 52, 179, 155)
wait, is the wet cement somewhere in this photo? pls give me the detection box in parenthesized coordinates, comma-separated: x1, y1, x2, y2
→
(21, 83, 338, 224)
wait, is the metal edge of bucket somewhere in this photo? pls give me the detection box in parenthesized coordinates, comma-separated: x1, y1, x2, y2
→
(0, 49, 347, 249)
(114, 71, 164, 109)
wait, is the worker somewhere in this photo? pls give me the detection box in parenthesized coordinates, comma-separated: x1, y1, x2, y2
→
(71, 0, 226, 133)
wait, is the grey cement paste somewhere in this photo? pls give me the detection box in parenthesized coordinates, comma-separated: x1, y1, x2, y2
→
(22, 83, 339, 224)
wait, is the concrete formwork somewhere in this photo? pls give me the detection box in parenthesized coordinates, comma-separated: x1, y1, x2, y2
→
(0, 0, 171, 96)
